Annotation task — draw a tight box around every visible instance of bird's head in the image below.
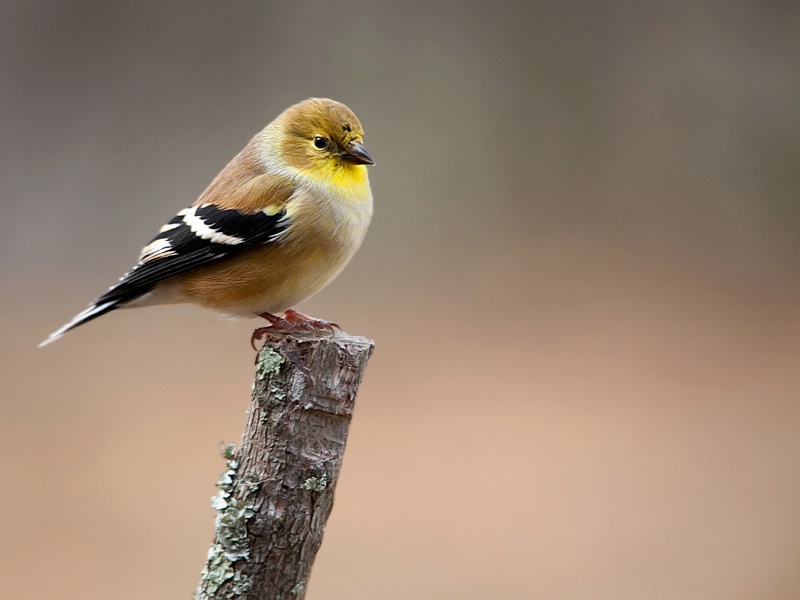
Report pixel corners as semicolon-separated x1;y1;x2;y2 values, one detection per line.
263;98;374;191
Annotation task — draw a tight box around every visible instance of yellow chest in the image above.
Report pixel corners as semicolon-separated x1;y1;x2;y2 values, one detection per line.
299;163;370;200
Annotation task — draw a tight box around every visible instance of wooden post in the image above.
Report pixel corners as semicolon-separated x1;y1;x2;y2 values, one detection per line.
195;334;374;600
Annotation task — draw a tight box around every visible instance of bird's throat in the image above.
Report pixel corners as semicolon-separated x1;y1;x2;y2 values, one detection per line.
305;163;370;200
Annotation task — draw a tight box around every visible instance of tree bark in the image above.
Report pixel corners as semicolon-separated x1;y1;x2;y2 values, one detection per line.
195;334;374;600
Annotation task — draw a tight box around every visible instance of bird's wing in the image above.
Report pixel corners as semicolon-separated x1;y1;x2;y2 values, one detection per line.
98;173;296;305
39;173;296;346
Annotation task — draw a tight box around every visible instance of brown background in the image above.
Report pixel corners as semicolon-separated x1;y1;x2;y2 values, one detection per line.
2;2;799;598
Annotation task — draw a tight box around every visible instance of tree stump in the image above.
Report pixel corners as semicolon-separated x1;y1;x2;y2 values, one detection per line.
195;334;374;600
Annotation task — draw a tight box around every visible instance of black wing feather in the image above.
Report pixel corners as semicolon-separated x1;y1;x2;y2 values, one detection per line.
98;205;289;305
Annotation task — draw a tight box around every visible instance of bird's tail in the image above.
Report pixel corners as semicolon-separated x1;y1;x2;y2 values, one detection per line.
38;300;120;347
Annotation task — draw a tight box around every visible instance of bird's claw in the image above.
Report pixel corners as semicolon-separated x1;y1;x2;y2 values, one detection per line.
251;310;340;351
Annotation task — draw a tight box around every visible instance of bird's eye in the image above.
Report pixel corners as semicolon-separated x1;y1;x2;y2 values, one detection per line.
313;136;328;149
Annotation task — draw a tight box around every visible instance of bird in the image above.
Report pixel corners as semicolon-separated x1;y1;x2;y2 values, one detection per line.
40;98;374;348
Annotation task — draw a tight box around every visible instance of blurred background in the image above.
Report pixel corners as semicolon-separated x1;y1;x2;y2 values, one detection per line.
2;1;800;598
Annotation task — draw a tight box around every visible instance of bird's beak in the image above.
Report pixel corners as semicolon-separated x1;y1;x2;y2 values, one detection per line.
341;141;375;166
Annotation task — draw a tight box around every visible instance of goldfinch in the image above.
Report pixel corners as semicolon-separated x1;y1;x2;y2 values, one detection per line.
40;98;374;348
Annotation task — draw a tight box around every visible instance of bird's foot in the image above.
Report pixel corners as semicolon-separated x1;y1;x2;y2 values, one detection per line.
251;310;340;350
283;309;340;332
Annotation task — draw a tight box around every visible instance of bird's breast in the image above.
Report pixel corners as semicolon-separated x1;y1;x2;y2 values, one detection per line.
171;185;372;316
